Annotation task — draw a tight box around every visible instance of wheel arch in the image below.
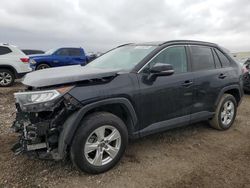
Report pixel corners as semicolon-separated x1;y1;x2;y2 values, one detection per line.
215;85;243;108
56;97;138;160
35;61;51;69
0;65;17;78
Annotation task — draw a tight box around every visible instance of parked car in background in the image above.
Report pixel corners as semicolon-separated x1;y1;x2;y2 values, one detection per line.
242;58;250;92
22;49;45;55
243;58;250;67
12;40;243;174
245;58;250;62
29;47;88;70
243;71;250;92
86;52;98;62
0;43;31;87
86;52;103;62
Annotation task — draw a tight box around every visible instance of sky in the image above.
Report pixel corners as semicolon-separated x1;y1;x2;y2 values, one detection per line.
0;0;249;53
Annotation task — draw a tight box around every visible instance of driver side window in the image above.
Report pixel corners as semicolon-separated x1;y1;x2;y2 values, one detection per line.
144;46;188;74
55;49;69;56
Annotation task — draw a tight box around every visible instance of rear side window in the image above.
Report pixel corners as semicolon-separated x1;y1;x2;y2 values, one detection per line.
0;46;12;55
69;48;82;56
190;46;215;71
215;49;231;67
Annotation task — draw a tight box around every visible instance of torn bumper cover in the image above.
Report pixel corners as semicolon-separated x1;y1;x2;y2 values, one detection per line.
12;90;81;160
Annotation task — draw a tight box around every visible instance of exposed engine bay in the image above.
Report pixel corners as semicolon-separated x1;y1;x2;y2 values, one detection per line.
11;65;118;160
12;87;82;160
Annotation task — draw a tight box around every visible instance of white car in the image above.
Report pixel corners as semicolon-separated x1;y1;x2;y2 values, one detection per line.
0;43;32;86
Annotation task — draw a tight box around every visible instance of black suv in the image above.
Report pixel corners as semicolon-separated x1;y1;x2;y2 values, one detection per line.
12;40;243;174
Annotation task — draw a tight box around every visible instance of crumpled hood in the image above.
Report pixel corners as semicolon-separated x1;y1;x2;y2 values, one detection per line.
22;65;120;87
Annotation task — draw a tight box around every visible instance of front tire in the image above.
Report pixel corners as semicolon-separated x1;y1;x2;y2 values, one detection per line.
0;69;15;87
209;94;237;130
70;112;128;174
36;63;50;70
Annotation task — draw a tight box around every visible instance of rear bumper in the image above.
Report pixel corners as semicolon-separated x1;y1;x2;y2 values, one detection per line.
15;71;30;79
29;64;36;71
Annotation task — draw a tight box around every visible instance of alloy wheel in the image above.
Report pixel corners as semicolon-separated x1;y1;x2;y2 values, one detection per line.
37;64;50;70
221;100;235;126
0;72;13;86
84;125;121;166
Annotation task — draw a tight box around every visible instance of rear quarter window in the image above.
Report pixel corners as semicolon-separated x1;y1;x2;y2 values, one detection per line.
0;46;12;55
212;49;222;68
190;46;215;71
215;49;231;67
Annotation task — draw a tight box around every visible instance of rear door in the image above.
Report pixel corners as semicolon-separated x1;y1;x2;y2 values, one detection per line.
189;45;229;118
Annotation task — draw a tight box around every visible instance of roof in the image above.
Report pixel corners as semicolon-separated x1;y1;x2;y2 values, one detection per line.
0;43;10;46
0;43;17;48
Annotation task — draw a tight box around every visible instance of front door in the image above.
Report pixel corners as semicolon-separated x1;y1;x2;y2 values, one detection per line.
137;45;194;133
53;48;71;66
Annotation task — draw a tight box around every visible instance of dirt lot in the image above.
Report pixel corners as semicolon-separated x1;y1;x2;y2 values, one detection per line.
0;83;249;188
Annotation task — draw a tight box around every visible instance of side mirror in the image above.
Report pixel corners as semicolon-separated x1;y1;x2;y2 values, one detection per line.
147;63;174;81
150;62;174;75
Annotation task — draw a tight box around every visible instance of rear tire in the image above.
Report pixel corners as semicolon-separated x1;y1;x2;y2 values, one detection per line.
36;64;50;70
0;69;15;87
70;112;128;174
209;94;237;130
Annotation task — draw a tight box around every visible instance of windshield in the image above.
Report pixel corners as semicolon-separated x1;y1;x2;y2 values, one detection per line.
45;48;57;55
85;45;156;70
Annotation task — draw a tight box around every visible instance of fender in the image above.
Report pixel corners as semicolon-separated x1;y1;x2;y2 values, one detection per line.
215;84;243;107
56;97;138;160
0;64;18;77
36;61;52;67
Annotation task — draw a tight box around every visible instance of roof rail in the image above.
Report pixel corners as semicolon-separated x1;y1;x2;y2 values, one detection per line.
116;43;134;48
160;40;216;46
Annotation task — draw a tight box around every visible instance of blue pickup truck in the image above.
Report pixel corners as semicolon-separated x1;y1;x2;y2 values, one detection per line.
29;47;88;70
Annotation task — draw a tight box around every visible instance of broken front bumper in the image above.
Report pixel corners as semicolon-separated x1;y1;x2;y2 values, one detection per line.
12;94;81;160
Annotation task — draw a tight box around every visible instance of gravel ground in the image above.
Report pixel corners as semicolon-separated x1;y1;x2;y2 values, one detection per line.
0;83;250;188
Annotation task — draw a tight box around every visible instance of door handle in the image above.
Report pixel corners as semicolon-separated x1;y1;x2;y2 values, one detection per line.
181;80;193;87
218;73;227;79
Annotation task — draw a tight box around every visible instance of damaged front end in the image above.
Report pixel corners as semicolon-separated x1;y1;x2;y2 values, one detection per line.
12;86;82;160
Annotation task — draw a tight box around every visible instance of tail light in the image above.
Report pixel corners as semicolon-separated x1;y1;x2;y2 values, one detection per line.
20;58;29;63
